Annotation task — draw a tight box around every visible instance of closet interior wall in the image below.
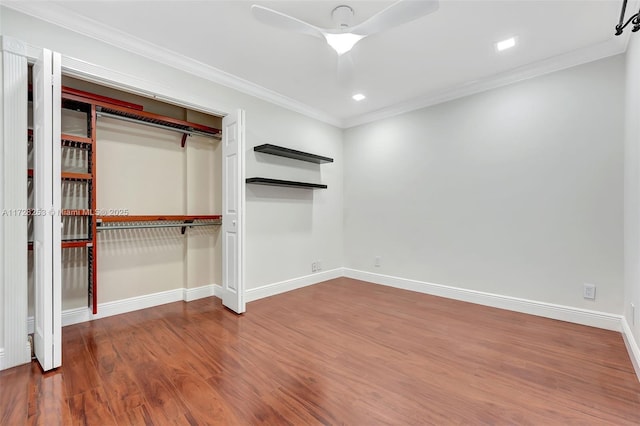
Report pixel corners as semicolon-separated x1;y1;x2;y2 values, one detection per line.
27;75;223;317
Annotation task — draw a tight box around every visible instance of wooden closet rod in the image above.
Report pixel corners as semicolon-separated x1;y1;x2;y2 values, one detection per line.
97;221;220;231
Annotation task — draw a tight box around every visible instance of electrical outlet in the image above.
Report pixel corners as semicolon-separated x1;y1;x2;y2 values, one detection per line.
311;262;317;273
632;303;636;326
374;256;381;267
583;283;596;300
316;260;322;271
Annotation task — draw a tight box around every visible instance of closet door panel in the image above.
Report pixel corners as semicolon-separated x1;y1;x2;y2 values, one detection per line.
221;110;245;314
33;48;61;371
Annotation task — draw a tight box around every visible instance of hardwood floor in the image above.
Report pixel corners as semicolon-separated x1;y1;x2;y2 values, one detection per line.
1;277;639;425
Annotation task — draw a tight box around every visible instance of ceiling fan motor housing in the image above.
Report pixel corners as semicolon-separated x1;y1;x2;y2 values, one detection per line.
332;5;355;29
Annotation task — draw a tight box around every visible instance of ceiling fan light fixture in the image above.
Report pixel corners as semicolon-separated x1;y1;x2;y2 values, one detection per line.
324;33;365;55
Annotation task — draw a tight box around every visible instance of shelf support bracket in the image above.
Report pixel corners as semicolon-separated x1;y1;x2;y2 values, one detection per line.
181;220;194;234
181;133;188;148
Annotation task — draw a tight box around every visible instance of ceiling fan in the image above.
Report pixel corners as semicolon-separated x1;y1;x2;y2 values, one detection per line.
251;0;440;56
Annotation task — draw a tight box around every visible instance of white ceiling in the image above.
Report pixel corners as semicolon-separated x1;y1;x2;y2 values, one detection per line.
2;0;631;127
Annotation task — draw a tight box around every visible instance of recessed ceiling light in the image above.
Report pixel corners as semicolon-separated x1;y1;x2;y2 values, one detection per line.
352;93;366;101
496;37;516;52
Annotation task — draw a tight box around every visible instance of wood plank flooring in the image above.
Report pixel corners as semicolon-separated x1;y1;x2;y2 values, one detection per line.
1;277;639;425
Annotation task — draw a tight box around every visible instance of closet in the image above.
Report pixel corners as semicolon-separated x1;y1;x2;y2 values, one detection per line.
28;75;225;320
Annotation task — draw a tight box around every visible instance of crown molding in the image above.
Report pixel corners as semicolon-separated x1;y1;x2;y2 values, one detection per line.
2;2;632;130
343;37;628;128
1;2;343;128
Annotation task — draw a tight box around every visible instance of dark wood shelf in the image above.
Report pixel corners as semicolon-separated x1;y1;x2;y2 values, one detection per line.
254;144;333;164
62;240;93;249
61;133;93;147
28;239;92;250
28;170;92;181
96;105;221;138
246;177;327;189
62;172;92;181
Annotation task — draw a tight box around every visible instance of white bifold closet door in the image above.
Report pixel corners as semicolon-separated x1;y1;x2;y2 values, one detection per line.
221;109;246;314
33;48;62;371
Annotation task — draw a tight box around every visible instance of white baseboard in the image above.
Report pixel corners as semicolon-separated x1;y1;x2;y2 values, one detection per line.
95;287;185;320
343;269;623;332
28;269;343;330
622;317;640;381
27;283;222;330
183;284;221;302
245;268;344;303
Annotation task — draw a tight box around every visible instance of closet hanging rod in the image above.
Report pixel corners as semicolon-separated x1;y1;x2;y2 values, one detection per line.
97;221;221;231
96;111;222;140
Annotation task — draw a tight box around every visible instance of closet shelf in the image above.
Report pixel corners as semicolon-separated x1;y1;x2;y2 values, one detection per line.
62;98;92;114
254;144;333;164
62;172;92;181
97;215;222;223
96;105;221;139
58;84;222;140
62;86;144;111
62;240;93;249
61;134;93;147
27;132;91;147
27;170;93;181
246;177;328;189
28;239;93;250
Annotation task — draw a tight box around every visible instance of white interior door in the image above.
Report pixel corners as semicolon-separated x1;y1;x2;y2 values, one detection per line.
33;48;62;371
221;109;245;313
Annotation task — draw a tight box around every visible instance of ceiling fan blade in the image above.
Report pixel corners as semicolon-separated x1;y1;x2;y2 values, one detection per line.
251;5;325;39
337;51;356;87
351;0;439;36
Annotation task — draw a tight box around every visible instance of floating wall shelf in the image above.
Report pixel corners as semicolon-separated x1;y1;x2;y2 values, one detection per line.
249;144;332;189
254;144;333;164
246;177;327;189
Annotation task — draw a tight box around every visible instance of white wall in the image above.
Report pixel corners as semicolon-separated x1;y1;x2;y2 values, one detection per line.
344;55;625;314
96;119;208;305
625;35;640;353
0;7;344;297
245;108;342;285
